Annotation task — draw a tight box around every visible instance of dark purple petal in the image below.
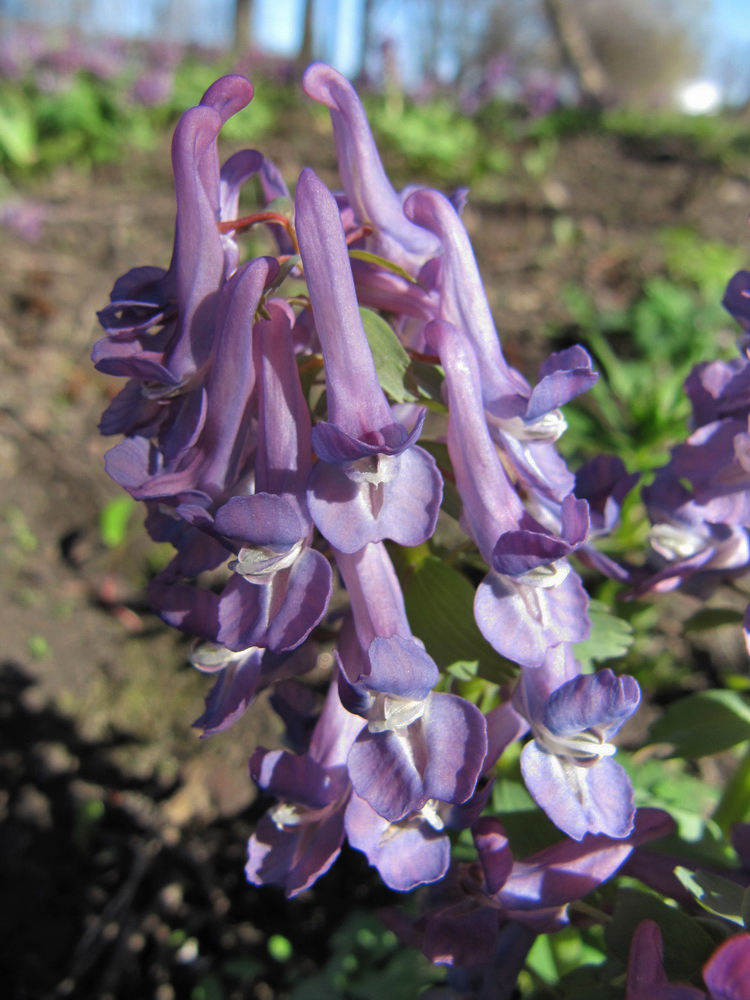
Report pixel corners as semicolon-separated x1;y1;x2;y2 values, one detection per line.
193;647;263;735
419;901;503;967
348;725;427;821
500;807;672;910
575;454;640;535
213;494;303;550
627;921;705;1000
473;816;513;894
723;271;750;331
704;934;750;1000
526;348;598;419
245;808;345;897
217;547;332;652
250;747;345;809
492;529;572;577
150;577;220;642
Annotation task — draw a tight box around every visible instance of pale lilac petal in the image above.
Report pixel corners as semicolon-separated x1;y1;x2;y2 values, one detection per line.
422;693;487;806
475;569;590;668
345;794;450;891
366;635;439;699
307;445;442;553
521;742;635;840
544;670;641;738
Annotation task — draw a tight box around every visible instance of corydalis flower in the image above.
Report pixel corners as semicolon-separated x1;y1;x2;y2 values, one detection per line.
626;920;750;1000
425;319;590;667
94;76;256;402
295;168;442;552
335;543;487;823
513;644;640;840
246;677;364;897
302;62;440;271
148;299;332;653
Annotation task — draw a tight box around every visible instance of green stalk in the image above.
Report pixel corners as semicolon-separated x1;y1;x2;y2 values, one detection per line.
712;741;750;833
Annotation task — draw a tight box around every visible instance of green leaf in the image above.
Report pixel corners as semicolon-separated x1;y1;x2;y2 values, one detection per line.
349;248;418;283
683;607;744;632
404;556;517;684
605;888;714;981
649;690;750;757
574;600;633;670
99;495;136;548
0;95;38;166
674;867;747;926
359;307;419;403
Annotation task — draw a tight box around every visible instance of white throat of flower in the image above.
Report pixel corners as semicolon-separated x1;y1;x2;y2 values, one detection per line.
367;692;426;733
499;409;568;443
534;722;617;766
649;522;707;561
346;452;400;485
520;559;571;589
231;538;304;580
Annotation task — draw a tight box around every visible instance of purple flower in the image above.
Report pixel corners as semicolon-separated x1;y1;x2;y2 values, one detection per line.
147;297;332;653
334;543;487;822
391;808;674;971
635;473;750;598
93;75;257;418
425;318;590;667
627;922;750;1000
513;644;640;840
246;678;364;897
295;168;442;552
626;920;705;1000
189;640;316;736
302;62;439;271
704;934;750;999
406;190;596;505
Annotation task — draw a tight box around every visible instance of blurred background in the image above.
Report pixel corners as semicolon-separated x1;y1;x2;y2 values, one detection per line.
3;2;750;999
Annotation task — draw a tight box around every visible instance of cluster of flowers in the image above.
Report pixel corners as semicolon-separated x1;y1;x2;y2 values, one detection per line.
633;270;750;640
93;65;750;991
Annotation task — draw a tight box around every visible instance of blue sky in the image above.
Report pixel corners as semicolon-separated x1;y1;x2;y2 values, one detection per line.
7;0;750;89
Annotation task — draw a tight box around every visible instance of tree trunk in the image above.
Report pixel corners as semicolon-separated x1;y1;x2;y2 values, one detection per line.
234;0;254;52
541;0;608;105
298;0;315;67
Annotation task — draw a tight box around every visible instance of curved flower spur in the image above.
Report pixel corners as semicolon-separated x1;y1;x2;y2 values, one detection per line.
94;77;256;421
295;167;443;552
